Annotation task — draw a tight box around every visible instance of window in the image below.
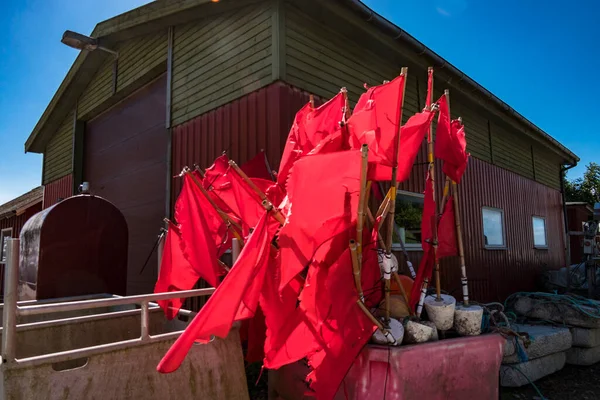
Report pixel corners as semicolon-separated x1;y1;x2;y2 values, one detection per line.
393;190;424;250
532;216;547;248
482;207;505;248
0;228;13;265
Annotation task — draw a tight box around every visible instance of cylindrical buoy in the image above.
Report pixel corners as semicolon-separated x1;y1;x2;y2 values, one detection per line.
372;318;404;346
403;321;434;344
424;294;456;331
454;304;483;336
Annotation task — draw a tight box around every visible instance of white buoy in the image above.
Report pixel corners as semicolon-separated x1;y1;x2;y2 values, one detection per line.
424;294;456;331
421;321;439;341
403;321;434;344
372;318;404;346
454;304;483;336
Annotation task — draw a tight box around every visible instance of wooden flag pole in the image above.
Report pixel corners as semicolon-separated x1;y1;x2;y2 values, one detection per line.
183;168;244;245
452;180;470;306
228;160;286;225
383;67;408;324
356;144;369;284
427;70;442;302
439;176;451;214
350;240;364;303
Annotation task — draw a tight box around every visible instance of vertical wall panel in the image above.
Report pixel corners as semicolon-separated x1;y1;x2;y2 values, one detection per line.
43;174;73;209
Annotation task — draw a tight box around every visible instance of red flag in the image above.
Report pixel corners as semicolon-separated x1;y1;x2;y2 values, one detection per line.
278;150;362;293
241;151;274;181
434;95;469;183
278;92;345;188
347;75;405;169
157;212;275;373
154;222;200;320
365;110;435;181
303;249;377;400
228;170;284;235
203;154;229;190
438;195;458;258
175;174;222;288
408;175;436;309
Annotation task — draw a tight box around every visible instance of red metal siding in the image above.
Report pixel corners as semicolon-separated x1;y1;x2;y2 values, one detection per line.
0;203;42;239
171;82;565;303
43;174;73;209
171;81;319;206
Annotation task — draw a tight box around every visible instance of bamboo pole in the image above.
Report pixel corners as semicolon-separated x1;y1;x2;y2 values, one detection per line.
184;168;244;244
228;160;285;225
357;144;369;274
350;240;364;303
426;68;442;302
366;208;387;249
439;176;451;214
452;181;470;306
383;67;408;324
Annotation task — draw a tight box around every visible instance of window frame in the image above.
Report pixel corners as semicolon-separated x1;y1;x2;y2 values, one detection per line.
392;189;425;252
0;228;14;265
532;215;548;249
481;206;506;250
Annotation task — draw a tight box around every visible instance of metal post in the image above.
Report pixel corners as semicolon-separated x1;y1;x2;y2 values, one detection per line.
231;238;241;264
141;301;150;341
2;239;19;363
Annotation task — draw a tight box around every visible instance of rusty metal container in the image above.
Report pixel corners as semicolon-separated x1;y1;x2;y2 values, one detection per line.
19;194;128;301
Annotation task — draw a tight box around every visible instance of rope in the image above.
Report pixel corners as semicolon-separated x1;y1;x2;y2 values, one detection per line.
503;364;547;400
505;292;600;320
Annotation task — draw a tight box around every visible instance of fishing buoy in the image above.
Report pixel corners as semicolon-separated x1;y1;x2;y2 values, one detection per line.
454;304;484;336
424;294;456;331
421;321;439;341
372;318;404;346
377;295;410;319
403;321;434;344
390;274;414;297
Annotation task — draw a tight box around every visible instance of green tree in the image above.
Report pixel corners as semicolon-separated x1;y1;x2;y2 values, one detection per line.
565;162;600;204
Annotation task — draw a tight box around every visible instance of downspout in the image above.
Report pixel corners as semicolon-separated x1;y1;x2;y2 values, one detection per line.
561;161;578;270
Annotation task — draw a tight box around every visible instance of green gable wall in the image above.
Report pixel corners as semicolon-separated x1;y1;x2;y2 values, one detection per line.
170;3;274;126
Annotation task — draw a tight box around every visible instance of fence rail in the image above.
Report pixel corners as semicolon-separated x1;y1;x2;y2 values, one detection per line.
1;238;216;369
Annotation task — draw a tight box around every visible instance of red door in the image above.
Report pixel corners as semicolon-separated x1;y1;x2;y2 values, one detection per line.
84;75;167;295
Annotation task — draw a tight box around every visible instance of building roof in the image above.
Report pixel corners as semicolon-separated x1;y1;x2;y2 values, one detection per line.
24;0;579;165
0;187;44;220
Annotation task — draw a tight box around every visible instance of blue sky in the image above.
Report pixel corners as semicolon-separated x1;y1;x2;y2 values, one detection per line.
0;0;597;205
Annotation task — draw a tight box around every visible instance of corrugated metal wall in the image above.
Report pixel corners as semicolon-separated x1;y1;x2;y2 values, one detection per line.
171;81;317;206
43;174;73;209
171;81;566;303
0;203;42;239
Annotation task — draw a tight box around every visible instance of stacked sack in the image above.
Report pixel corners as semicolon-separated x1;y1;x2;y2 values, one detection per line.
500;324;571;387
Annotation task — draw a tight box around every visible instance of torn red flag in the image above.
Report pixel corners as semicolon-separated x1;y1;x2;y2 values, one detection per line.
241;150;274;181
154;221;200;320
303;249;377;400
157;212;275;373
365;110;435;181
408;175;436;309
278;150;362;293
277;92;345;188
175;174;223;288
438;195;458;258
434;95;469;183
